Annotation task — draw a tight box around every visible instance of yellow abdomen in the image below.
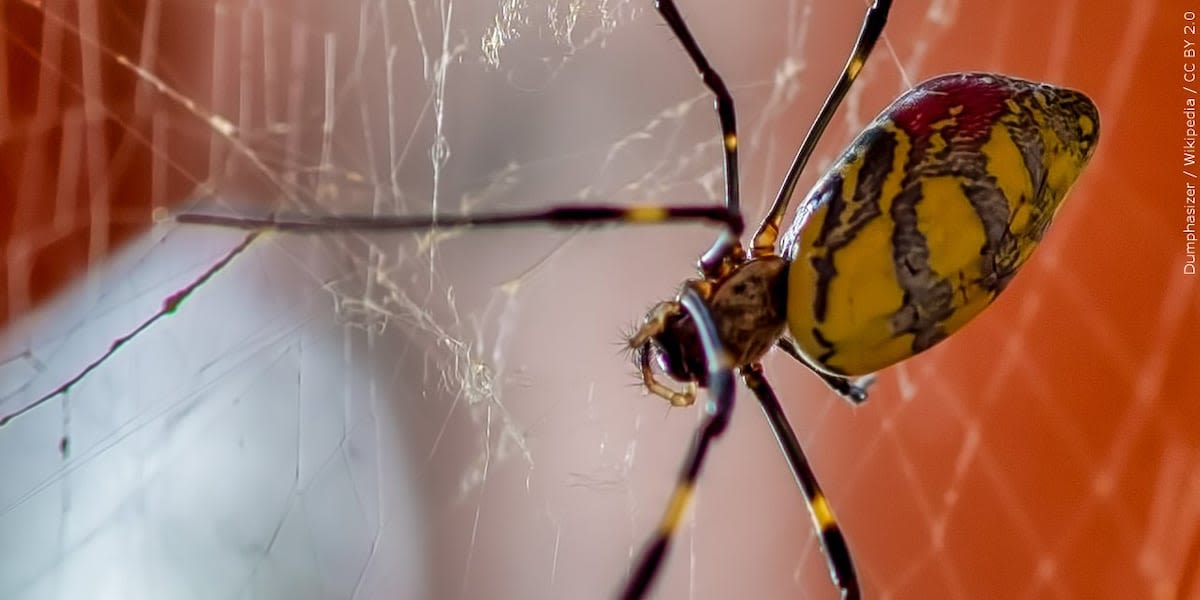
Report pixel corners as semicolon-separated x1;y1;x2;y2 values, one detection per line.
780;73;1099;376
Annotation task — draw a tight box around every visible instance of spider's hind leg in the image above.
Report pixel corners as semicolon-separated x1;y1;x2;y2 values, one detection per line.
776;337;874;405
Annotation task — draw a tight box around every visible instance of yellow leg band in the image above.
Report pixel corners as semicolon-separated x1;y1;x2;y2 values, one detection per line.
658;484;694;534
811;492;837;530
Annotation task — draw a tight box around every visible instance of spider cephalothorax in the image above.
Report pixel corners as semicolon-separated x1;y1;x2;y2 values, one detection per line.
631;256;789;403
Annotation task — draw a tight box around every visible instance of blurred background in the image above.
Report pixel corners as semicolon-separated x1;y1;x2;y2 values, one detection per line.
1;0;1198;599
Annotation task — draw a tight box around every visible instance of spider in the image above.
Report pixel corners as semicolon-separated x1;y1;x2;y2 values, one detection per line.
5;0;1100;597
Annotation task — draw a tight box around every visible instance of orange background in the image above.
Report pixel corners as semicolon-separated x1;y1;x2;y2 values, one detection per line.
2;1;1199;599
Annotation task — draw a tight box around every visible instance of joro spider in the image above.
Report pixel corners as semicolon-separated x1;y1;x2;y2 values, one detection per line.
5;0;1100;598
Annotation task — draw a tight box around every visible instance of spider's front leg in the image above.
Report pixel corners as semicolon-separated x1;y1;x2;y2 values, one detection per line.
620;287;737;600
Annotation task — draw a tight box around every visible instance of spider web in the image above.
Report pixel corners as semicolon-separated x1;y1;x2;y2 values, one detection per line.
1;0;1197;599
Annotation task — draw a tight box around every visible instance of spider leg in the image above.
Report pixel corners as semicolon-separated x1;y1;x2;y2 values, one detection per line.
0;232;260;427
742;363;860;600
655;0;744;278
620;286;736;600
751;0;893;257
176;203;742;233
776;337;872;405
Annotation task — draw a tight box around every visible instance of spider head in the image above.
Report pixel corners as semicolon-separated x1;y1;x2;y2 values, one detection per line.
628;301;707;407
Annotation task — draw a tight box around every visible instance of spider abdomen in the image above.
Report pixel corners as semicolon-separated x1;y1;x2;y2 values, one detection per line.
780;73;1099;376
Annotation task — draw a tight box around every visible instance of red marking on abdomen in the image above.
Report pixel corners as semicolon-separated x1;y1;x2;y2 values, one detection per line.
886;73;1023;140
